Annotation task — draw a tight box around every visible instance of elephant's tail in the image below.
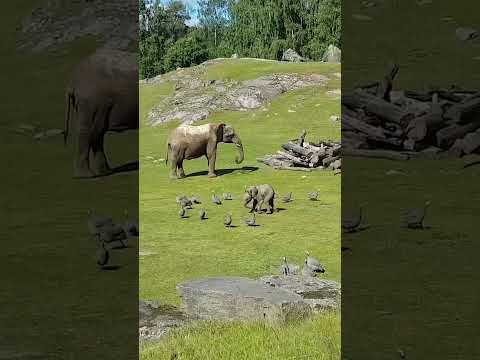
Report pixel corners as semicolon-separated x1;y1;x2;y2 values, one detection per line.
64;88;74;146
165;142;170;165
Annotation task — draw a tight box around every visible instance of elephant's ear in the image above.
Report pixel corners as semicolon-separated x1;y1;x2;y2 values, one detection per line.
215;123;226;140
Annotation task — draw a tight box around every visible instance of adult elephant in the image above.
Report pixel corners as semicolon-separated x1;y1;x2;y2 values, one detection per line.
64;49;138;178
166;123;244;179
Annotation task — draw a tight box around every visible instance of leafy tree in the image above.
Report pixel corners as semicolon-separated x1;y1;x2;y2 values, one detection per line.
163;33;209;72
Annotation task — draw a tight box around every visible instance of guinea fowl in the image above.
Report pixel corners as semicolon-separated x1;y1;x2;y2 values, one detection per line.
87;210;113;237
282;192;293;203
308;191;319;201
404;200;430;229
280;257;300;275
223;193;233;200
199;208;207;220
281;257;289;275
244;213;256;226
123;209;139;236
180;198;193;209
99;224;127;247
212;192;222;205
224;213;233;227
176;194;187;203
96;240;109;269
305;251;325;274
190;195;202;204
179;207;188;218
342;205;364;232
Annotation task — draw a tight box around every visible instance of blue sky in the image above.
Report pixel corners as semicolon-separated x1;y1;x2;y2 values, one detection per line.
160;0;200;26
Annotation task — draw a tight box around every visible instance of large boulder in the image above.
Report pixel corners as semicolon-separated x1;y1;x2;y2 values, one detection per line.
281;48;303;62
177;277;312;324
323;45;341;63
259;275;341;312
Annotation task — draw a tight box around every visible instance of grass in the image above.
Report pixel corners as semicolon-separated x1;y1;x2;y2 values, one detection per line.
139;59;340;359
140;311;340;360
2;2;138;358
139;59;340;305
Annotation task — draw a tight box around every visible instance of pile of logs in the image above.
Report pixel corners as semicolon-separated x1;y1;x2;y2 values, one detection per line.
342;63;480;160
257;130;341;171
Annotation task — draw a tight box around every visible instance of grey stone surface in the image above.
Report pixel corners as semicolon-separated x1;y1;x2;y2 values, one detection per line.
260;275;341;312
139;300;189;342
281;48;304;62
322;45;341;63
177;277;312;323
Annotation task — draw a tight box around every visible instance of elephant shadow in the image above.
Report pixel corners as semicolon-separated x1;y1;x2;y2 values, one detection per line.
112;161;139;174
186;166;259;178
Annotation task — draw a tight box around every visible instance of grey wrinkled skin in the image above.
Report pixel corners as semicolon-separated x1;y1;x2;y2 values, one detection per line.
244;184;276;214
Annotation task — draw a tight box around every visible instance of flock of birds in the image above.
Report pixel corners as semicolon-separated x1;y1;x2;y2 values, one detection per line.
341;200;431;234
176;190;321;227
87;209;139;269
281;251;326;277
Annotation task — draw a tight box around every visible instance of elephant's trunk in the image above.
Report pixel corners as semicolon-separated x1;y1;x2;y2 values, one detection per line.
233;137;244;164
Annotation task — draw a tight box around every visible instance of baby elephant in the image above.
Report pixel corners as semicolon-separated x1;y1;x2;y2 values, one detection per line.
244;184;276;214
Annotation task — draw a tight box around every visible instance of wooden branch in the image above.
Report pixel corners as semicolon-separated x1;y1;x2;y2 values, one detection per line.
436;122;480;149
343;90;413;125
276;151;310;166
377;63;399;102
444;95;480;123
273;166;313;172
449;128;480;157
281;142;313;157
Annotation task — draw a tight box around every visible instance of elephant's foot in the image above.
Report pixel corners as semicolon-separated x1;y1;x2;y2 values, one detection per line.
208;172;217;178
169;172;179;180
91;152;112;177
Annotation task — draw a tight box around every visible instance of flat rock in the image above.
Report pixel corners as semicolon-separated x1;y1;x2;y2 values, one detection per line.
177;277;312;323
322;44;341;63
260;275;341;311
281;48;303;62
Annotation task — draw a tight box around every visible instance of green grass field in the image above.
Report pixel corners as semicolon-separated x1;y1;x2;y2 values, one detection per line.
139;59;341;359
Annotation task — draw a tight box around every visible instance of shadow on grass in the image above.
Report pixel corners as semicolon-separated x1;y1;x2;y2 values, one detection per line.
113;160;139;174
186;166;259;178
101;265;121;271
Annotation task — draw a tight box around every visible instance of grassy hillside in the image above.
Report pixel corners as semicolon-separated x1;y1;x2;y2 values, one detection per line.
139;59;340;359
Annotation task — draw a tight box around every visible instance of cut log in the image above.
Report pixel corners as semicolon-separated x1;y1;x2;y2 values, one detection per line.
343;90;414;125
276;151;310;167
281;142;314;157
257;156;293;168
342;149;410;161
436;122;480;149
449;128;480;157
274;166;312;172
443;95;480;123
322;156;339;167
342;113;386;138
342;131;369;149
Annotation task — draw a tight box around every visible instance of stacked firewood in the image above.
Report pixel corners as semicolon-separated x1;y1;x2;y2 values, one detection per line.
342;63;480;159
257;130;341;171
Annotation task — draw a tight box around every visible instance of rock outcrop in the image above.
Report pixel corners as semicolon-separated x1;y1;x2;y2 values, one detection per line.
145;65;328;126
322;45;341;63
281;48;304;62
177;277;312;324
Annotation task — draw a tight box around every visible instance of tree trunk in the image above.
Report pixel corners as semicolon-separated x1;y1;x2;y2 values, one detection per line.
436;122;480;149
342;149;410;160
281;142;313;157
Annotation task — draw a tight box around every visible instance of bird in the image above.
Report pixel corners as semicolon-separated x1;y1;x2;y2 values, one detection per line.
244;213;256;226
305;251;325;274
223;192;233;200
212;192;222;205
179;207;188;218
179;198;193;209
99;224;127;247
190;195;202;204
123;209;139;236
280;257;300;275
96;240;109;269
308;191;319;201
301;265;316;277
282;192;293;203
87;210;113;237
342;204;364;232
403;200;430;229
176;194;187;204
199;208;207;220
224;213;232;227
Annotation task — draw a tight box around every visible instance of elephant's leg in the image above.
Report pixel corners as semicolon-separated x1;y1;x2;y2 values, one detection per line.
250;199;258;213
206;145;217;177
90;132;112;176
268;197;275;214
257;199;265;212
169;152;179;179
90;104;113;176
74;129;93;178
177;159;186;178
